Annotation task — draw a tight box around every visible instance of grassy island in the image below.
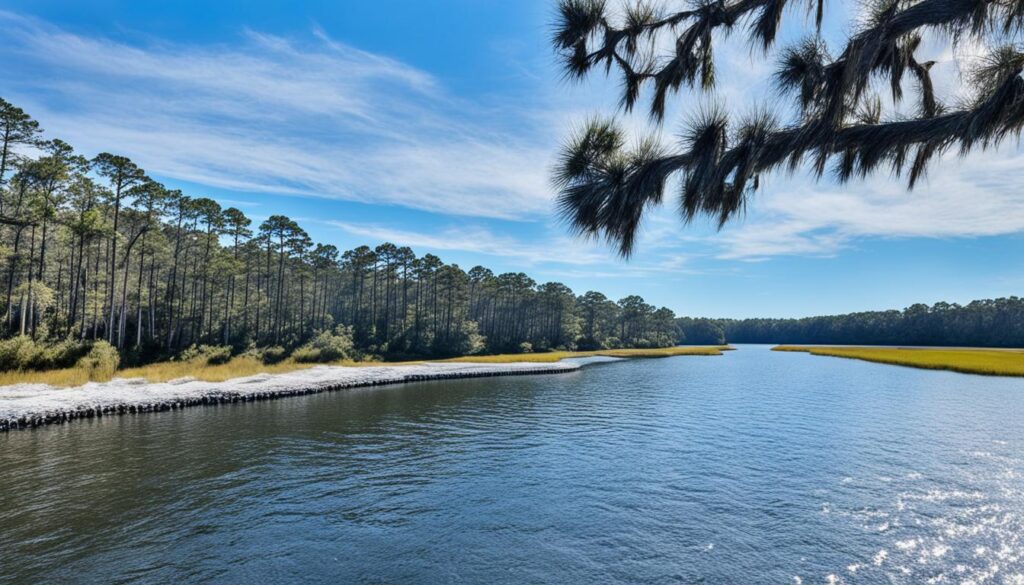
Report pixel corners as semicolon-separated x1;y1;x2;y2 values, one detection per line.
443;345;730;363
773;345;1024;377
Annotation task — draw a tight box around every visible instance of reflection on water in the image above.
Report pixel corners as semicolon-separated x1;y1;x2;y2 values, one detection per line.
1;346;1023;584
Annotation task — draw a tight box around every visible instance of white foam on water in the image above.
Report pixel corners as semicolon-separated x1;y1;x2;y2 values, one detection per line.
819;439;1024;584
928;544;950;559
896;539;919;551
873;549;888;566
907;489;987;503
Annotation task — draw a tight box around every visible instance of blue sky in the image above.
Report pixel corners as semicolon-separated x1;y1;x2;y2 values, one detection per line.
3;0;1023;318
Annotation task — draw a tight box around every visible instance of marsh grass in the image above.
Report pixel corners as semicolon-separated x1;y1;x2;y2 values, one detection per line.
773;345;1024;377
0;346;728;387
0;367;95;387
442;346;729;363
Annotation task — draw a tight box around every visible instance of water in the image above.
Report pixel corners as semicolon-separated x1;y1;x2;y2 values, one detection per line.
1;346;1023;584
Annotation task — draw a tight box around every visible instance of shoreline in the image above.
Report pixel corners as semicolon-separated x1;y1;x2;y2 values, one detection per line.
0;360;598;433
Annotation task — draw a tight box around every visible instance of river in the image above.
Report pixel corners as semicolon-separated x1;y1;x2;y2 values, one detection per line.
1;345;1022;583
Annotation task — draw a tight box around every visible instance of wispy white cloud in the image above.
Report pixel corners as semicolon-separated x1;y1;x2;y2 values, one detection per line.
0;11;555;220
713;144;1024;260
328;220;609;266
3;8;1022;268
327;220;712;281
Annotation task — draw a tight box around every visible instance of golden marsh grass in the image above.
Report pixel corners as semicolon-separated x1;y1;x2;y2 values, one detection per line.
442;346;730;363
772;345;1024;377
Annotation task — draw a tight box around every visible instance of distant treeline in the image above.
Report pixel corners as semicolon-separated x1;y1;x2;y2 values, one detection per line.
0;97;681;371
677;298;1024;347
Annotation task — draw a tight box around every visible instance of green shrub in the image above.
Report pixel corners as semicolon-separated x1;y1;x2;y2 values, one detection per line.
0;337;91;372
75;341;120;381
261;346;288;364
40;339;90;369
176;345;203;362
0;336;38;371
203;346;232;365
290;346;319;363
293;327;355;363
518;341;533;354
230;345;284;364
177;344;233;365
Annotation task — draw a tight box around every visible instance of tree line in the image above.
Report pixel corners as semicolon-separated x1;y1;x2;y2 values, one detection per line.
678;298;1024;348
0;98;682;368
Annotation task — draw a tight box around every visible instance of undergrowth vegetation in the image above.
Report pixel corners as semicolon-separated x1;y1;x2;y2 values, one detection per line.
292;327;358;363
0;337;120;385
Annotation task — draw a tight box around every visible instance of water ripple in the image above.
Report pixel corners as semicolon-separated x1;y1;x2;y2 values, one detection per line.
2;345;1023;583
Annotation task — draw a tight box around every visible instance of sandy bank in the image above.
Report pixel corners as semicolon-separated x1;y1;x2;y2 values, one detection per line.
0;360;606;432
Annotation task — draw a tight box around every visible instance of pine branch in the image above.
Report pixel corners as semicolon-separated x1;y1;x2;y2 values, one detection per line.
555;64;1024;255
